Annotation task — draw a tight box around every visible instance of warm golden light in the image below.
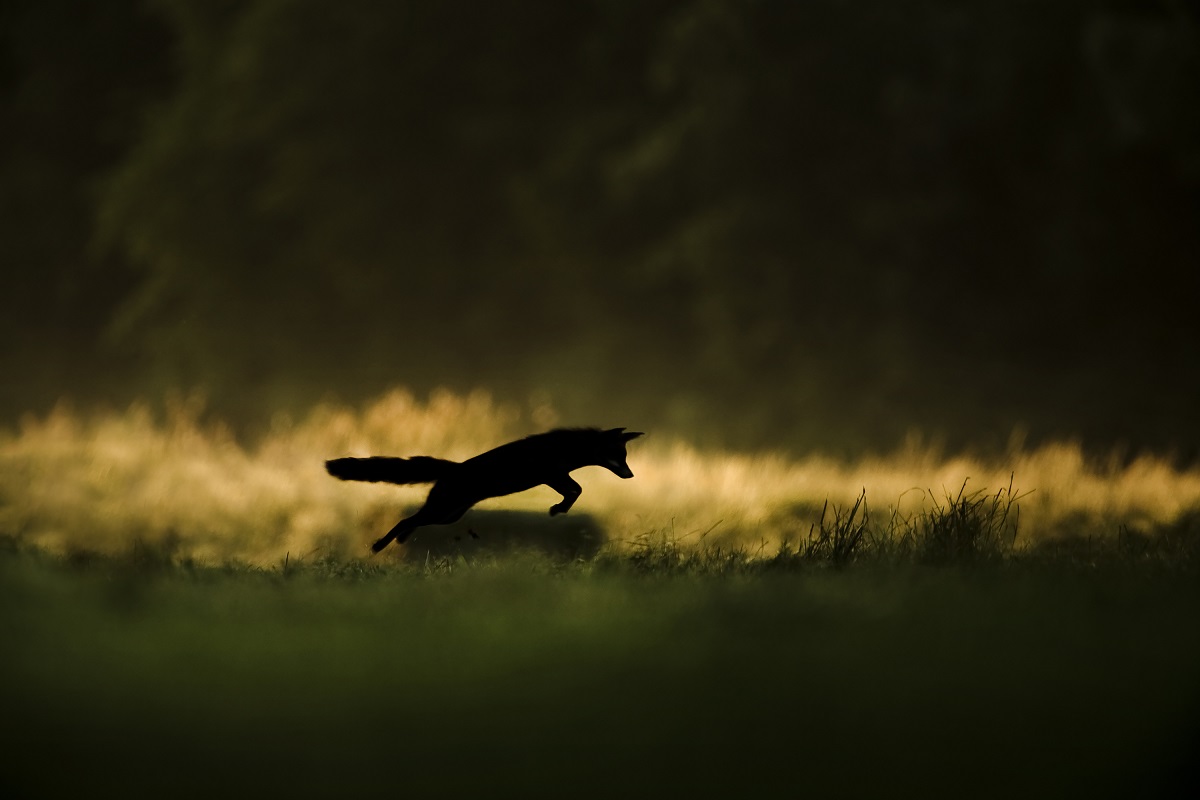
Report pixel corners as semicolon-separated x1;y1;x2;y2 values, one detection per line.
4;389;1197;565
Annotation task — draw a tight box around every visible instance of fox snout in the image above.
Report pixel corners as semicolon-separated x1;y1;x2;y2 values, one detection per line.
607;460;634;479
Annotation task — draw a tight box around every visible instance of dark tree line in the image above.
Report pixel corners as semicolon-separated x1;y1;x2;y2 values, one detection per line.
3;0;1198;455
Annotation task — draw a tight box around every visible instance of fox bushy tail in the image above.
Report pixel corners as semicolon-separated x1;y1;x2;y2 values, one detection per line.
325;456;457;485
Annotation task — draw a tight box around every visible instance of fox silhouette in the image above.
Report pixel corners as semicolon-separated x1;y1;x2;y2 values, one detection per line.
327;427;643;552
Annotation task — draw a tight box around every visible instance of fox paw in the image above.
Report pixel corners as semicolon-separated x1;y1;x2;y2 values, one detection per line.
549;505;566;516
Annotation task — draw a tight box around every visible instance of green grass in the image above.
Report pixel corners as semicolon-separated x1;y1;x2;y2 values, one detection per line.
3;531;1199;799
6;395;1200;796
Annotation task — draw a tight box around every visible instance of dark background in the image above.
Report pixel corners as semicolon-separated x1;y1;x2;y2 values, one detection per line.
3;0;1198;458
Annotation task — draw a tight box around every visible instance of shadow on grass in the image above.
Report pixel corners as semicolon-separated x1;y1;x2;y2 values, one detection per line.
385;509;607;564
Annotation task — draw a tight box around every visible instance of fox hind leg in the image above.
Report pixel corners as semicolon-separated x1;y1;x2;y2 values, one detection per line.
371;501;472;553
371;515;419;553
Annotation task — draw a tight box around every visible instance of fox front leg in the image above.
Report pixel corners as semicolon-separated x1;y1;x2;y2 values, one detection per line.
546;475;582;516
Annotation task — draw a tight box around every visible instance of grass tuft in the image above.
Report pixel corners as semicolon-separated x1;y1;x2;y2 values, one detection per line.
803;488;869;566
905;476;1025;564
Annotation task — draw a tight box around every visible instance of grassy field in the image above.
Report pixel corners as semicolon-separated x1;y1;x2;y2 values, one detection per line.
3;535;1200;799
3;392;1200;797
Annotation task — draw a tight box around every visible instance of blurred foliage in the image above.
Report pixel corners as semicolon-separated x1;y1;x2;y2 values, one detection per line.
3;0;1199;454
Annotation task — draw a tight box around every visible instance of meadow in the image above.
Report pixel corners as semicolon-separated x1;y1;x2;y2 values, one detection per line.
3;390;1199;797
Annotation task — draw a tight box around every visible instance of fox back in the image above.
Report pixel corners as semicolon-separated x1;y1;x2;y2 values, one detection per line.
459;427;643;486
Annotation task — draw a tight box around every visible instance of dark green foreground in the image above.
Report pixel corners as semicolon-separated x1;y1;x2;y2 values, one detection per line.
2;546;1198;798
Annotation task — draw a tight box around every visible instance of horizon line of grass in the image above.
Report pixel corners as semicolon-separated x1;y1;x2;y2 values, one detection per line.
8;389;1200;563
4;480;1197;579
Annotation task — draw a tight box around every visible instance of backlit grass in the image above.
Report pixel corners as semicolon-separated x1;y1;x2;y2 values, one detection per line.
3;389;1199;564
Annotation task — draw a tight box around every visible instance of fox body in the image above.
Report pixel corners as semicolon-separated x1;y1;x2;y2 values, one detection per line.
327;427;643;552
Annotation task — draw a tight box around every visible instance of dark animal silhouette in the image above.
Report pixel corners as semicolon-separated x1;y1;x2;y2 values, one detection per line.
326;427;644;553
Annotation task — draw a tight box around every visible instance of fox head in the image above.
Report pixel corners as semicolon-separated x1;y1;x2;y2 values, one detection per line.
598;427;643;479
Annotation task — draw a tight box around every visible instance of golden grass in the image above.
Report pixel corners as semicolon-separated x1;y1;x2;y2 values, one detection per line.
3;389;1198;563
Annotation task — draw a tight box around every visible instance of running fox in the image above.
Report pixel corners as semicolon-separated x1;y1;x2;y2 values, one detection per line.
326;427;643;553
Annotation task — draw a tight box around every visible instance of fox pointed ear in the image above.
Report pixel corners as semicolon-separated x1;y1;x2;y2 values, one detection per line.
621;431;644;442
